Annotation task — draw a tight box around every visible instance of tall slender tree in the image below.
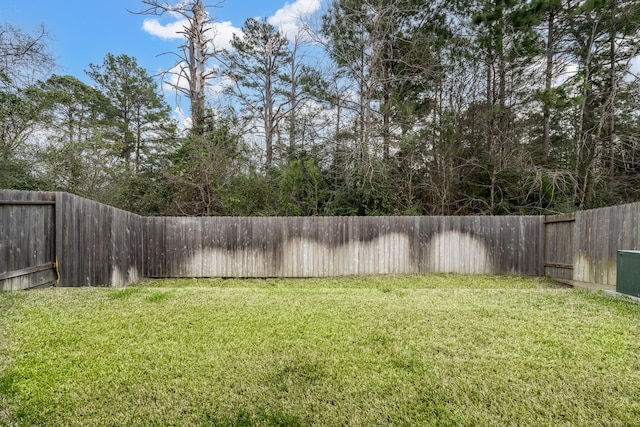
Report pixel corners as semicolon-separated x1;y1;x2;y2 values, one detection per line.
226;18;292;169
0;23;54;189
0;23;54;90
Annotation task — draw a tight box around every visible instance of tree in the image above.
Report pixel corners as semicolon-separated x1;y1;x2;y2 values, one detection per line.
321;0;457;214
0;23;54;90
0;85;49;161
524;0;567;160
0;23;54;189
559;0;640;208
86;53;176;172
226;18;292;169
0;87;47;190
35;75;111;195
321;0;377;160
166;110;247;215
281;31;320;158
134;0;222;136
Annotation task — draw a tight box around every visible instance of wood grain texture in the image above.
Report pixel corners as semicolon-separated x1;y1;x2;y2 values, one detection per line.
146;215;545;278
571;203;640;286
544;214;575;281
0;190;56;290
542;203;640;286
54;192;144;287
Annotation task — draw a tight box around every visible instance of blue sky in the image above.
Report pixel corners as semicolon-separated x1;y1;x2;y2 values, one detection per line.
1;0;323;85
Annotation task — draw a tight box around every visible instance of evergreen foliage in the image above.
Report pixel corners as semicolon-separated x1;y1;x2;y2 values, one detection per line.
3;0;640;216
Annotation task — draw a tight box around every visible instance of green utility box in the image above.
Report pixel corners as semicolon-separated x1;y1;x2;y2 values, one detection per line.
617;250;640;298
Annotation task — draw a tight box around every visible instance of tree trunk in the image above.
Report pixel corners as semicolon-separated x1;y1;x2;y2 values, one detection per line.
608;0;617;181
543;8;556;161
189;0;207;137
382;85;390;161
486;56;494;152
265;44;274;169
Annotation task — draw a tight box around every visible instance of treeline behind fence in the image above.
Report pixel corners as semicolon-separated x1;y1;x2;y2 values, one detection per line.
1;190;639;289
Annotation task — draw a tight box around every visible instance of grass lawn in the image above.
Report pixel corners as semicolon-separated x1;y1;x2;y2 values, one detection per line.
1;275;639;426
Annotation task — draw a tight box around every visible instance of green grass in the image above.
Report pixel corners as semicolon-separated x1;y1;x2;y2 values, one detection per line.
1;274;639;426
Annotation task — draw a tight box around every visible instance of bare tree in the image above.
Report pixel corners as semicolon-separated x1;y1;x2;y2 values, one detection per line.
0;24;54;162
133;0;222;136
0;23;54;89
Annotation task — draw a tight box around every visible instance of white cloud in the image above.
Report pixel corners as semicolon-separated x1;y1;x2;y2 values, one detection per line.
268;0;321;37
170;103;194;134
554;61;579;86
142;18;187;40
142;18;239;51
209;74;235;96
161;61;230;96
141;0;323;50
212;21;239;51
161;62;188;94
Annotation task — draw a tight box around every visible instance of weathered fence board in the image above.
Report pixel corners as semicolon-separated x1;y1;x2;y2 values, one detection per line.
0;190;56;290
145;215;544;278
544;213;575;281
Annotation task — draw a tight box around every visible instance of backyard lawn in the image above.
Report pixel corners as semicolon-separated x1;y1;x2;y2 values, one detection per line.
1;275;639;426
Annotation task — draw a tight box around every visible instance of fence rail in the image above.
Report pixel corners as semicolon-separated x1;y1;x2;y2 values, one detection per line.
1;191;144;289
2;190;639;288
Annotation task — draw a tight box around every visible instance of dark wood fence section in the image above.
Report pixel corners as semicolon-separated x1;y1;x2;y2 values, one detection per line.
55;192;145;288
0;190;56;290
146;216;544;278
1;191;144;289
4;190;640;288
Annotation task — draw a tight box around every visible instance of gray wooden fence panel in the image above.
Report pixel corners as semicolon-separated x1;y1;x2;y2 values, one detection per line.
1;190;565;285
476;216;496;274
541;203;640;287
571;202;640;286
413;215;543;276
145;217;165;278
146;215;544;278
55;192;144;287
0;190;56;290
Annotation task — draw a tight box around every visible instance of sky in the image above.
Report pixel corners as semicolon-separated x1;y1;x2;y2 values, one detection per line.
0;0;323;86
4;0;637;123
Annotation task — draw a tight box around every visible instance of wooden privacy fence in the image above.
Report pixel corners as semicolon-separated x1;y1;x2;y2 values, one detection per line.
1;191;144;290
2;190;640;288
544;213;576;282
146;216;544;278
545;203;640;287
